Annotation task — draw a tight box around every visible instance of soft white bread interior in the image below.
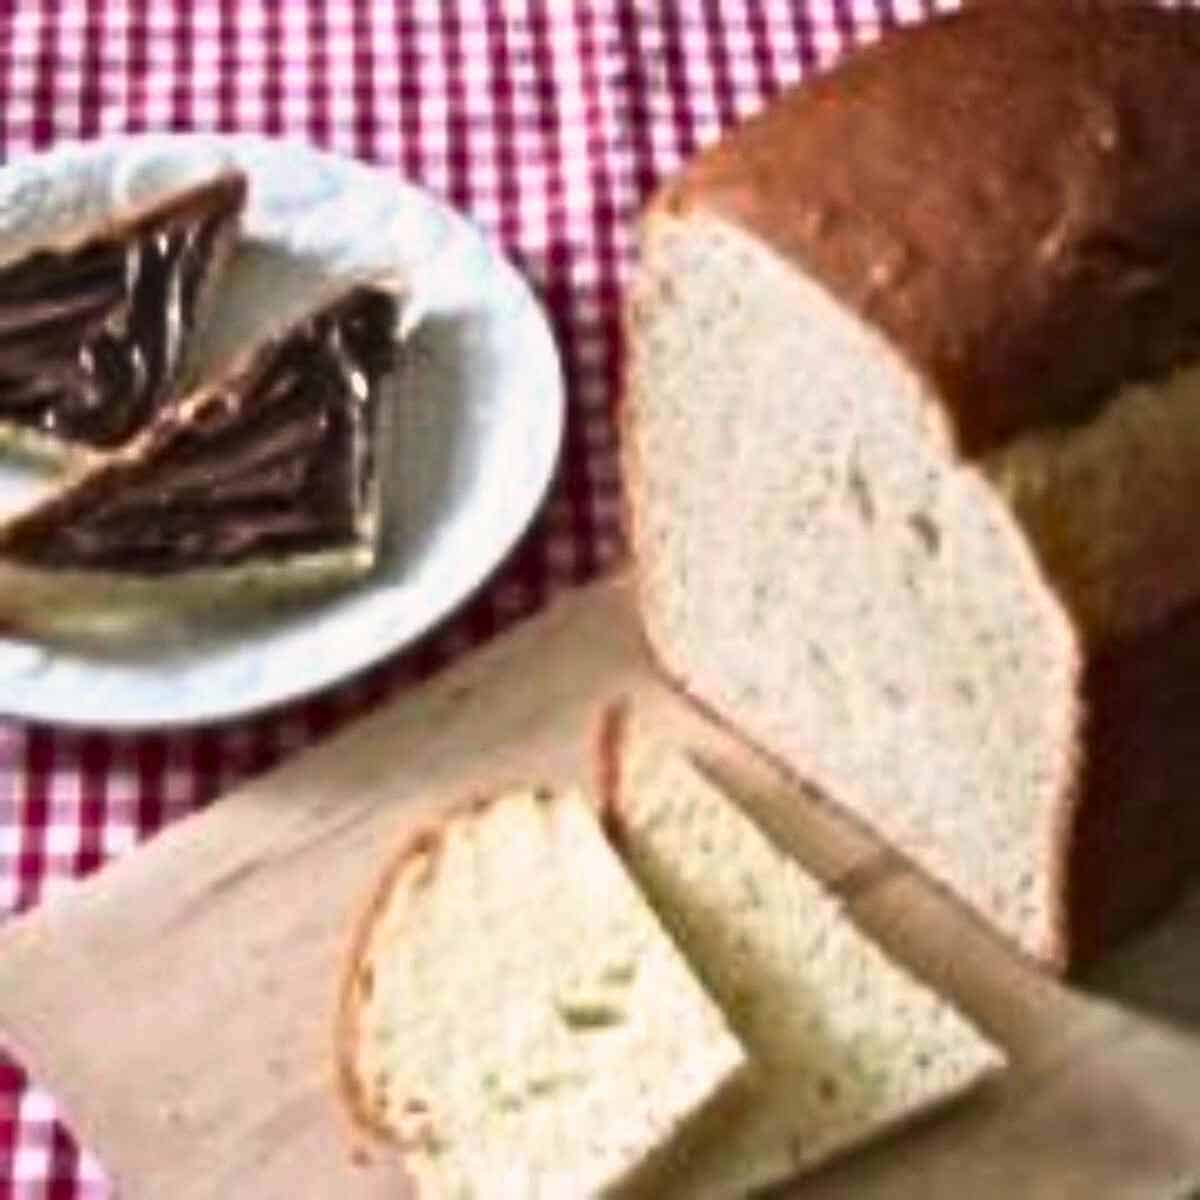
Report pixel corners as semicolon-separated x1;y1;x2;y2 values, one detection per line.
626;212;1081;965
336;785;749;1199
596;706;1005;1199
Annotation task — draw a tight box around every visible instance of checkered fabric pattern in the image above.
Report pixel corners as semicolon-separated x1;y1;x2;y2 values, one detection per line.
0;1;955;1194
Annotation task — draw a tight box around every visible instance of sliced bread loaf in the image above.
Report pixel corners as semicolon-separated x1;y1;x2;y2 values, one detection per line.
335;785;749;1199
623;3;1200;968
596;705;1004;1199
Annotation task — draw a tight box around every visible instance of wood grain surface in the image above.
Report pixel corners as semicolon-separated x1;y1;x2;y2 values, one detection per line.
0;575;1197;1199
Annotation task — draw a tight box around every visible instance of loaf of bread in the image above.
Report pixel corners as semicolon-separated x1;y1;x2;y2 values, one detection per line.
596;705;1004;1198
335;786;749;1198
623;2;1200;969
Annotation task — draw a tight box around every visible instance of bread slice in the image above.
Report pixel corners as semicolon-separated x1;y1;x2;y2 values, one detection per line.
335;785;750;1199
0;171;247;461
0;284;401;638
623;3;1200;968
595;705;1005;1199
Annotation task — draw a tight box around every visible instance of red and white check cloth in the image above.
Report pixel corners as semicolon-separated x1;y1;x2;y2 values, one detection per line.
0;2;954;1194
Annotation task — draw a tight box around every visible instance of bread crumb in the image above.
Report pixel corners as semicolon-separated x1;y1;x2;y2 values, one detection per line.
599;958;638;985
555;992;626;1028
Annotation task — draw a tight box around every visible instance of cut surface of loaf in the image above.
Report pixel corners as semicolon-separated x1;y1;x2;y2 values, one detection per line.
628;211;1080;963
336;786;749;1200
596;707;1004;1200
624;3;1200;968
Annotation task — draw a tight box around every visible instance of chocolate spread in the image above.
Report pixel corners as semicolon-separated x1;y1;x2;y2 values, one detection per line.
0;287;398;571
0;182;243;449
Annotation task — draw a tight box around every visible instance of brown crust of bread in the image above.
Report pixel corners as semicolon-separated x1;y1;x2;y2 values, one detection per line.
593;697;632;846
334;822;436;1149
658;3;1200;457
107;171;247;247
0;170;249;267
1068;603;1200;962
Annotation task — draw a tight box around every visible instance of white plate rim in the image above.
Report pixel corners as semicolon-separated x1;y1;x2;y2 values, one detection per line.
0;132;566;729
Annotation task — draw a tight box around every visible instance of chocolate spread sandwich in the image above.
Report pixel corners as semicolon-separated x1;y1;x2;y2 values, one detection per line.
0;171;247;461
0;284;402;636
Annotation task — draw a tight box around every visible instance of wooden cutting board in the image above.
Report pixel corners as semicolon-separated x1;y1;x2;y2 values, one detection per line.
1;574;1198;1199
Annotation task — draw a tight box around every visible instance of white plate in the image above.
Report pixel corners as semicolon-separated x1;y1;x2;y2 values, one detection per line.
0;134;565;728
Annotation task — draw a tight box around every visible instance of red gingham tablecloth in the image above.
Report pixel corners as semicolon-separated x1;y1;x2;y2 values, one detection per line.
0;2;947;1194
